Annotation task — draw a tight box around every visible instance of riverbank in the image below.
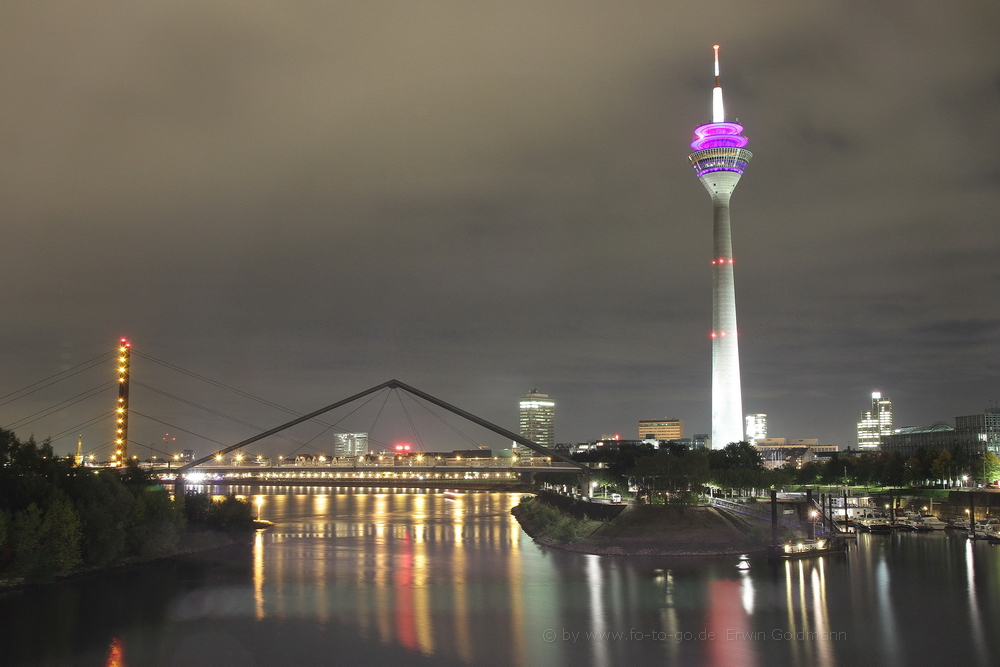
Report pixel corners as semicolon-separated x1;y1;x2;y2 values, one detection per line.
512;495;768;556
0;527;256;591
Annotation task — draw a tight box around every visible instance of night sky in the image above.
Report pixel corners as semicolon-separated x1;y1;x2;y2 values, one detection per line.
2;1;999;458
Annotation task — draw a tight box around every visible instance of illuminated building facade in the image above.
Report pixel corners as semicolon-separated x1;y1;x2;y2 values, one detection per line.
334;433;369;457
956;408;1000;452
857;391;893;450
638;418;684;440
689;45;752;449
882;408;1000;458
113;338;131;465
745;413;767;441
519;388;555;448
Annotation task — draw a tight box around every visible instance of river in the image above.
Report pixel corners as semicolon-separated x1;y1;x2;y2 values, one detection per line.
1;487;997;666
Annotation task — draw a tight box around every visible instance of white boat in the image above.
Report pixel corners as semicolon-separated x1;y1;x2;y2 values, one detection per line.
912;515;947;531
972;518;1000;539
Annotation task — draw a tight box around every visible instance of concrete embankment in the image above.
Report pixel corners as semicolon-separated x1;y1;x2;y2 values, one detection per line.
513;495;768;557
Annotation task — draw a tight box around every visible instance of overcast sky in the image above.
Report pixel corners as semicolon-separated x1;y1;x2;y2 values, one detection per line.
2;1;998;458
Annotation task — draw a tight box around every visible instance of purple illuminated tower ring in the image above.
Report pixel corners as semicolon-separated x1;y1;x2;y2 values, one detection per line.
688;46;752;449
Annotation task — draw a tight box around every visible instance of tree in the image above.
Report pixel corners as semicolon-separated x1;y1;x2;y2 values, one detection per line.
628;448;710;497
39;496;82;574
880;452;906;487
930;450;954;485
981;451;1000;483
709;442;764;471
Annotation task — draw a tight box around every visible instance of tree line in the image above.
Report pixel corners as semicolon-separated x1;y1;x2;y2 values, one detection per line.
0;428;254;583
558;441;1000;502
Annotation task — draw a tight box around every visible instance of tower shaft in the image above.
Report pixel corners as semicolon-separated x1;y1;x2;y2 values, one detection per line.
708;183;743;447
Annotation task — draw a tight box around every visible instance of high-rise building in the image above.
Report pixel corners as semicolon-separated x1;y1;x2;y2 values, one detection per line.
745;413;767;441
334;433;368;457
688;46;752;449
639;419;684;440
857;391;893;450
519;388;555;448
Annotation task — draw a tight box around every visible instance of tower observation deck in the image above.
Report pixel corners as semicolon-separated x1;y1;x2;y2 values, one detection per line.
688;46;752;449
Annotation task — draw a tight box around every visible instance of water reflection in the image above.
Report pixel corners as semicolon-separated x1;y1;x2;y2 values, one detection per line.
2;490;999;667
104;637;124;667
965;539;988;666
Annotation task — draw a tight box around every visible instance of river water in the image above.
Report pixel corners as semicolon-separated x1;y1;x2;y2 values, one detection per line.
1;488;997;667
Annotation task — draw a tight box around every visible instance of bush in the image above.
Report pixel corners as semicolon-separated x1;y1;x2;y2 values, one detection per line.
184;492;256;531
517;497;591;543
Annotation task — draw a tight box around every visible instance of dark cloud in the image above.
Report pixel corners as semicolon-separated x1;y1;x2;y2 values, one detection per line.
2;1;999;455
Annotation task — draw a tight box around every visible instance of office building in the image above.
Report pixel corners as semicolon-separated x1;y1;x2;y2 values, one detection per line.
334;433;368;457
519;388;555;448
639;419;684;440
857;391;893;450
745;413;767;441
882;408;1000;459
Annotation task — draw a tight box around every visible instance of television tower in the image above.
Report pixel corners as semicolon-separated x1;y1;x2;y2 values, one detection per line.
688;46;752;449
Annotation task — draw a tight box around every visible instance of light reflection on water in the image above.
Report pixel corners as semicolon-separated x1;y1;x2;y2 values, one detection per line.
1;488;999;667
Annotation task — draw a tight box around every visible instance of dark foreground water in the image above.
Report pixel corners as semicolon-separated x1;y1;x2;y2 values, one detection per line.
1;488;998;667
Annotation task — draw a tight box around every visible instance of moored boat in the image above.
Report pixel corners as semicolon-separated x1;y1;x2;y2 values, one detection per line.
771;538;845;559
913;515;947;531
856;512;892;533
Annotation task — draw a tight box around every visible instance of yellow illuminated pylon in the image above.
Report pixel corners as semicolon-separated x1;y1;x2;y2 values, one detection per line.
113;338;131;465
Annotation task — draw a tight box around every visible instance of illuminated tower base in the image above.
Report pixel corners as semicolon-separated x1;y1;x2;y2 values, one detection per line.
688;46;752;449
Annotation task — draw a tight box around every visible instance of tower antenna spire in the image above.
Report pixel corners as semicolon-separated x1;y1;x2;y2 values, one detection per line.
713;44;724;123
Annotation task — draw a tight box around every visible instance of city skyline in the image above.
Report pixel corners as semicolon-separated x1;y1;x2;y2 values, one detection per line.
1;3;998;453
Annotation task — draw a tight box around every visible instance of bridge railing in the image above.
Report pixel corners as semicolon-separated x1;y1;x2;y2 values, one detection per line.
166;458;569;470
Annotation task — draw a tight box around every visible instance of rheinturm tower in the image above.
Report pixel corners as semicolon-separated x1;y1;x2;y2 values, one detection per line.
688;45;752;449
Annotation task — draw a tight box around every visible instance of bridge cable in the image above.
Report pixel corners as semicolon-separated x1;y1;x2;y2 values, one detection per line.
130;410;230;448
0;352;112;407
402;390;483;449
3;381;115;431
394;388;426;452
366;389;393;447
279;389;396;458
47;411;114;444
131;380;317;450
132;351;361;433
134;379;397;456
132;351;304;416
